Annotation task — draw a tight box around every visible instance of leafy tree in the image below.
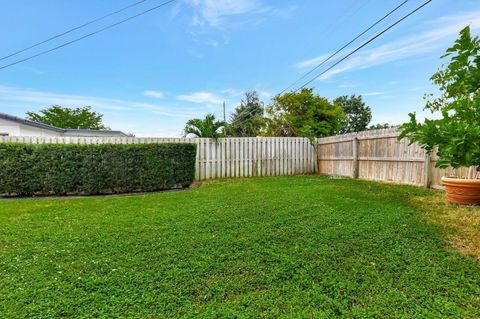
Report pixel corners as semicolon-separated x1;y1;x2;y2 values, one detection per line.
184;113;226;138
266;88;345;138
368;123;396;130
228;91;265;137
400;26;480;178
26;105;108;130
334;95;372;133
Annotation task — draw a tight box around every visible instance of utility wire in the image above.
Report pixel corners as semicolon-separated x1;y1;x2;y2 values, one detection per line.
230;107;262;126
279;0;410;95
294;0;432;92
302;0;372;58
224;0;428;129
229;98;268;126
0;0;177;71
0;0;150;62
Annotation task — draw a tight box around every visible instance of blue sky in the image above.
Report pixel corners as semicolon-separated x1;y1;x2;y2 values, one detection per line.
0;0;479;136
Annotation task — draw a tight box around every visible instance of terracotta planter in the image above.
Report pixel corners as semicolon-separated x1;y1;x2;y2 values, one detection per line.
441;177;480;205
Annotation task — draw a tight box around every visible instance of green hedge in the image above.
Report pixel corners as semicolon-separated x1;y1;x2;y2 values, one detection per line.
0;143;197;197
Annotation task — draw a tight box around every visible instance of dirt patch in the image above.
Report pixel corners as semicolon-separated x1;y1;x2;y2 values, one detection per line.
188;181;203;189
412;192;480;260
0;182;203;201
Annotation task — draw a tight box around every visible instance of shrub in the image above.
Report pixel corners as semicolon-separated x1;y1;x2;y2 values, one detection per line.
0;143;197;197
400;26;480;178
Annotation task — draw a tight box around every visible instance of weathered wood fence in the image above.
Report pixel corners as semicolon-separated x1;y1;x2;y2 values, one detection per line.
317;128;474;189
3;131;470;188
0;136;317;181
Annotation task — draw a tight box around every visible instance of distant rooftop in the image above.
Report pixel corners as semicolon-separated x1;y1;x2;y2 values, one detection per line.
0;112;128;137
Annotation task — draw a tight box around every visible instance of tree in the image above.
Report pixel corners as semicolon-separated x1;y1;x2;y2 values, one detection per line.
26;105;108;130
265;88;345;138
184;114;226;138
334;95;372;133
228;91;265;137
368;123;396;130
400;26;480;179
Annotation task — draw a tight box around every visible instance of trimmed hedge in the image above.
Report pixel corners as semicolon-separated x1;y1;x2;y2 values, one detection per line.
0;143;197;197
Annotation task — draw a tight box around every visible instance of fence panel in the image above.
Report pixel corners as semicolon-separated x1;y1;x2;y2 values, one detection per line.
0;136;317;181
357;129;425;185
317;128;476;189
4;133;474;188
317;133;356;178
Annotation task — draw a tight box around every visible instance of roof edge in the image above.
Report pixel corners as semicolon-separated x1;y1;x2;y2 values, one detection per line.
64;129;128;137
0;112;65;132
0;112;128;136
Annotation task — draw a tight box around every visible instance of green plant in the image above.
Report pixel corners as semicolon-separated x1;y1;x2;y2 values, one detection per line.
184;113;226;138
400;26;480;179
229;91;266;137
0;143;196;196
26;105;109;130
1;177;479;318
334;94;372;133
369;123;396;130
266;88;345;139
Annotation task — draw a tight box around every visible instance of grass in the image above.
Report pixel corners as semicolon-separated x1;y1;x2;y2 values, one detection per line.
413;192;480;260
0;176;479;318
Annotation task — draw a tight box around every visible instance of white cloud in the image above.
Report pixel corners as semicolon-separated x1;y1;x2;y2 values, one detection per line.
19;65;46;75
294;53;333;70
267;5;297;19
177;91;224;105
0;85;195;118
295;10;480;80
361;91;385;96
258;90;272;99
143;90;165;99
221;88;243;97
127;124;186;137
186;0;262;26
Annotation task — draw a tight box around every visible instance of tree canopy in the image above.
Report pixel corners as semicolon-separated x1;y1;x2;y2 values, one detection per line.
400;26;480;176
26;105;108;130
334;95;372;133
228;91;265;137
368;123;396;130
266;89;345;138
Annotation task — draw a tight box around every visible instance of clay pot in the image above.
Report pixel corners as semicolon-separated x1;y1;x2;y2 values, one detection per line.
441;177;480;205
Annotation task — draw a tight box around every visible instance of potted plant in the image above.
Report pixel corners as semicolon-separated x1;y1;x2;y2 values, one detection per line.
400;26;480;205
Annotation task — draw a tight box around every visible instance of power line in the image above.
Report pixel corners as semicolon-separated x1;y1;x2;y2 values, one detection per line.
297;0;372;63
0;0;150;62
0;0;177;71
219;1;429;129
279;0;410;95
323;0;373;37
294;0;432;92
228;95;268;126
230;107;261;126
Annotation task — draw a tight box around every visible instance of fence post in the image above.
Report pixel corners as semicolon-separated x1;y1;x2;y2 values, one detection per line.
423;152;431;188
352;134;359;179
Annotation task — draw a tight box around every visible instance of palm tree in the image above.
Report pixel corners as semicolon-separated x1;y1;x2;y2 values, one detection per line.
184;114;226;138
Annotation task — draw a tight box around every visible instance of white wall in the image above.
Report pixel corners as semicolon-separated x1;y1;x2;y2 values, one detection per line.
0;118;62;137
63;131;119;137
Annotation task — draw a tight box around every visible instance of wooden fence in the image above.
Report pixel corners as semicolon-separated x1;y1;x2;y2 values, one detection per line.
317;128;475;189
0;136;317;181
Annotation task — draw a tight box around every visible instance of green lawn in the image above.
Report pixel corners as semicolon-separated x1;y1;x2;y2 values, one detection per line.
1;176;479;318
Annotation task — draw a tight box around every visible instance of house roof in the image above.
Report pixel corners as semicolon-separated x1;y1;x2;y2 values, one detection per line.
0;112;128;137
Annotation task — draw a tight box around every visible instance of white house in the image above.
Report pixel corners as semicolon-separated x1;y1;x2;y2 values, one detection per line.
0;112;127;137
